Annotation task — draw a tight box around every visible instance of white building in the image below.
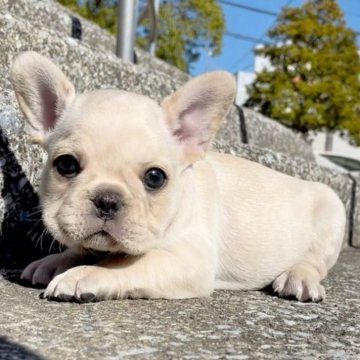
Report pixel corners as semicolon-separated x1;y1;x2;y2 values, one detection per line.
235;49;271;106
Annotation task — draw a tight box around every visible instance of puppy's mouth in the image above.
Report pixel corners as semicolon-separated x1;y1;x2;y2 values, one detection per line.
82;229;119;252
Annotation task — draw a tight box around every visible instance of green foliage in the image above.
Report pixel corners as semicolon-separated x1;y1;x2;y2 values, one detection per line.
57;0;224;72
245;0;360;143
142;0;224;72
58;0;117;33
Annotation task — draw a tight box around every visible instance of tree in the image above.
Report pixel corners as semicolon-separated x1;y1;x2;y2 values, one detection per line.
59;0;117;33
57;0;224;72
245;0;360;143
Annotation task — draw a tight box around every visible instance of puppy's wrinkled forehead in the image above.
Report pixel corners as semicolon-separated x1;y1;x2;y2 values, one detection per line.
47;90;177;164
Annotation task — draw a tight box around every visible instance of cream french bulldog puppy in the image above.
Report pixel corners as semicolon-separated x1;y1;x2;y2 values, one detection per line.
12;52;345;303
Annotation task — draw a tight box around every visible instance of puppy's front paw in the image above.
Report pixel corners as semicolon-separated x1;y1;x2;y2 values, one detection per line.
44;266;119;302
272;263;325;302
21;251;81;287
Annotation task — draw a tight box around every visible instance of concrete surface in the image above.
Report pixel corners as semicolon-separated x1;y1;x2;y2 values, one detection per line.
0;0;191;83
0;0;315;161
0;247;359;359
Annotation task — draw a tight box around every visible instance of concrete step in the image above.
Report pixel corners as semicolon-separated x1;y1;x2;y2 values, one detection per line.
0;9;240;146
0;247;359;359
1;0;315;161
0;0;191;82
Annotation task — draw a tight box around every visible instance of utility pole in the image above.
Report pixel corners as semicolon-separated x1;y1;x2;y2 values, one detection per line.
149;0;160;55
116;0;138;63
325;132;334;152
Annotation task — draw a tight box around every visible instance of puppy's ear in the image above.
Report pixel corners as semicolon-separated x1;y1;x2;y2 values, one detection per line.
161;71;235;162
11;52;75;145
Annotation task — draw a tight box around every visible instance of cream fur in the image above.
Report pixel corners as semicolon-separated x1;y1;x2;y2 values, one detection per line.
13;52;345;303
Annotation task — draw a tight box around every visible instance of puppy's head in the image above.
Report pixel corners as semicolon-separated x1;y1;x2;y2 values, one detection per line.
11;52;235;254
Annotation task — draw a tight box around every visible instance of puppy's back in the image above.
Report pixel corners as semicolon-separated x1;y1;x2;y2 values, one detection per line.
204;152;345;290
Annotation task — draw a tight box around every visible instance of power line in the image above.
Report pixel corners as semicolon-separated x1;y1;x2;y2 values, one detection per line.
221;0;360;38
225;31;259;43
223;0;360;73
228;52;253;72
219;0;277;17
227;0;294;73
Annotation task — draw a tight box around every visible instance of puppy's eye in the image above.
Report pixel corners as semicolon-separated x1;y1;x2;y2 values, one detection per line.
53;154;80;178
143;168;167;190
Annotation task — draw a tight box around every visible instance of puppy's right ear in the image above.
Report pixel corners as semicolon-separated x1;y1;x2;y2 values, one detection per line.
11;52;75;145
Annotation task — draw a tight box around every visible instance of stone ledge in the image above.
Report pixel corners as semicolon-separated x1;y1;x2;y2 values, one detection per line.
0;247;359;359
1;0;315;161
241;107;315;161
0;0;191;83
0;10;239;145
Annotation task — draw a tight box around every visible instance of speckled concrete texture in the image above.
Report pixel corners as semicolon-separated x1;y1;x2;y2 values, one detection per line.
0;247;359;359
242;107;315;161
0;0;190;83
1;0;314;161
0;12;182;101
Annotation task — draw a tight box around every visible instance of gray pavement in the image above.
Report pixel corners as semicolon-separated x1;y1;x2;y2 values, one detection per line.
0;247;359;359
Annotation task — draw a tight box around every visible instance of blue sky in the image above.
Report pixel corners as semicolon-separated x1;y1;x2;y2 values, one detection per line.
192;0;360;75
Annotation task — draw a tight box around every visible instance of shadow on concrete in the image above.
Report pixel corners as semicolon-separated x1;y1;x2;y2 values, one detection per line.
0;336;44;360
260;284;323;303
0;129;56;270
260;284;278;298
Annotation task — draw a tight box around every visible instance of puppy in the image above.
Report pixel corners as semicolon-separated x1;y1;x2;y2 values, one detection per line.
12;52;345;302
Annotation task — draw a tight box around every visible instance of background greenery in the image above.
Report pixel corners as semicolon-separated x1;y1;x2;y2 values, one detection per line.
58;0;360;143
245;0;360;143
58;0;224;72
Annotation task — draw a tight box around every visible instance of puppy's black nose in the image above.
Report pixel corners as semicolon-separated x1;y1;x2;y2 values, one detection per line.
91;191;121;220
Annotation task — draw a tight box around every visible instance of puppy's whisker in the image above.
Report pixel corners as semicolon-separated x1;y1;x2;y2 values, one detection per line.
49;236;57;253
57;241;66;252
27;209;43;217
33;231;43;249
59;211;95;218
29;204;42;210
35;227;49;252
87;248;97;256
27;219;43;236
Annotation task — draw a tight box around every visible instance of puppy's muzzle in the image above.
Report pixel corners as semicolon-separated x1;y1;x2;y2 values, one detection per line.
91;191;122;221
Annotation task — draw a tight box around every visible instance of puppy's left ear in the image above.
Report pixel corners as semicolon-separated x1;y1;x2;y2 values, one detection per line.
11;51;75;145
161;71;236;162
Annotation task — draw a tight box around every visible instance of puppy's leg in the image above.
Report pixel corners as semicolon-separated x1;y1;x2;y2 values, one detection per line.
273;238;343;302
273;193;345;302
21;249;86;287
43;240;214;302
272;261;326;302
